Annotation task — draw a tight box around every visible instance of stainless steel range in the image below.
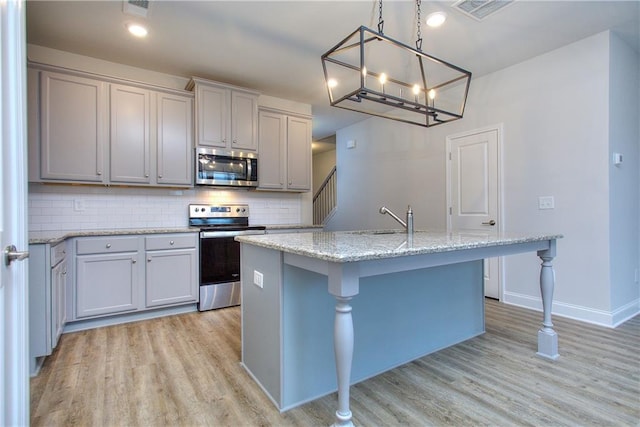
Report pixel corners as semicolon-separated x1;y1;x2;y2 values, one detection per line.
189;204;266;311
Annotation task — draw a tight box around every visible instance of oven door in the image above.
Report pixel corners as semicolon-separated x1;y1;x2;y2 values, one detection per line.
198;229;265;311
200;235;240;286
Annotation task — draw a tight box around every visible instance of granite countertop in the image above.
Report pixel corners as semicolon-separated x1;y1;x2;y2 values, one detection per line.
235;229;563;263
29;224;321;245
29;227;197;245
264;224;323;230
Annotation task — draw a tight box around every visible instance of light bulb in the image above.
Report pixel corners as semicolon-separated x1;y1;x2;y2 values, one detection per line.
379;73;387;85
327;79;338;89
362;66;367;77
127;23;148;37
426;12;447;28
428;89;436;100
412;84;421;95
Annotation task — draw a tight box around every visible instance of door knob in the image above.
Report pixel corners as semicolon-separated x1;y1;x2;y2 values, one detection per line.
482;220;496;226
4;245;29;266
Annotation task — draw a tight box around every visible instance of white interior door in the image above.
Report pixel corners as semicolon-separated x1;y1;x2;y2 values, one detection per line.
1;1;30;424
447;126;502;299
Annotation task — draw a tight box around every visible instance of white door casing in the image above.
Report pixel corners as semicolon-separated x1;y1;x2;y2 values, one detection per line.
1;0;30;424
446;125;503;299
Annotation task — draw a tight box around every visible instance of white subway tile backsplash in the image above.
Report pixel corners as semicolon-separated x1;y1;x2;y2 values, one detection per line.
28;184;306;232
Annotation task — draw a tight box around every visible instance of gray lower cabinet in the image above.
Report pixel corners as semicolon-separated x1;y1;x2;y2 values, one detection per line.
72;233;198;321
29;241;67;375
145;234;198;307
75;236;141;318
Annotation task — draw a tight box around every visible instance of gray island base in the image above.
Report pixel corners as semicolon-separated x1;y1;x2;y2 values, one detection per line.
236;230;562;426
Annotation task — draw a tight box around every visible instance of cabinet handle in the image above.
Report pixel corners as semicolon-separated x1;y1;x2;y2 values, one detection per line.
62;270;67;275
145;173;149;178
233;139;237;144
170;240;174;245
147;258;152;262
158;175;163;179
106;243;111;249
132;258;137;264
97;171;102;176
289;181;292;185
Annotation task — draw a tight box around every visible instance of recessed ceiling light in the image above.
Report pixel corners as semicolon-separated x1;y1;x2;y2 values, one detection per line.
126;23;148;37
426;11;447;28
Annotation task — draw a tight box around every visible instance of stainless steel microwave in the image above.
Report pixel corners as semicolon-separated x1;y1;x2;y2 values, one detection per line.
195;147;258;187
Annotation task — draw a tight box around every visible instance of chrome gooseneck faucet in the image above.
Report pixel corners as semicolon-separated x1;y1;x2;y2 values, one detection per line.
379;205;414;234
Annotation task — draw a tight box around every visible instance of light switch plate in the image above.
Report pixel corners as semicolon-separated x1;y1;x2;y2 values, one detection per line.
538;196;554;210
253;270;263;288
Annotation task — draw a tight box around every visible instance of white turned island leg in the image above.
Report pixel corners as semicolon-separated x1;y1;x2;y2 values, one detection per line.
537;246;559;360
327;262;359;427
333;296;354;427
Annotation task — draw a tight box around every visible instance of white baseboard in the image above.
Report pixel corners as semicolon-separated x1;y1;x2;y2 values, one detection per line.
502;292;640;328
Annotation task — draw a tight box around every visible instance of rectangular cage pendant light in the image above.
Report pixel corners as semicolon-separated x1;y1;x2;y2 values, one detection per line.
321;25;472;128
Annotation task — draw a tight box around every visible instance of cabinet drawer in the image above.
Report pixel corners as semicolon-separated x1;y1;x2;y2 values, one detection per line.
145;234;197;251
50;241;67;266
76;236;139;255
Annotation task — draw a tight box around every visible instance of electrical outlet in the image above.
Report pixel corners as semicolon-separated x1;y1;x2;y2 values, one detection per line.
73;199;86;212
538;196;554;210
253;270;263;288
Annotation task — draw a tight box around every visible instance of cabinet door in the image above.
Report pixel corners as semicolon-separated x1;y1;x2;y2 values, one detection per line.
110;84;151;183
76;252;139;318
157;93;193;186
197;85;229;148
286;116;312;191
146;248;197;307
51;258;67;349
40;71;106;182
258;110;286;189
231;91;258;151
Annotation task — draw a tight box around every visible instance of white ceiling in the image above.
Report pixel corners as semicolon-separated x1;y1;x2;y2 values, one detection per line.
26;1;639;141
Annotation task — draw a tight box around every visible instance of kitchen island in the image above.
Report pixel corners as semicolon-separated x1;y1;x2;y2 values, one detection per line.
236;230;562;426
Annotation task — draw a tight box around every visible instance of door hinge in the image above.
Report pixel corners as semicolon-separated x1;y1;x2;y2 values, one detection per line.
449;207;452;215
448;152;452;160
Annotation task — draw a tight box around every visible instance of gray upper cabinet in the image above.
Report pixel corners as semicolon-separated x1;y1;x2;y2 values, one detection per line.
38;70;107;183
157;93;193;186
286;115;312;191
258;109;311;192
29;65;194;187
110;84;151;184
188;77;259;151
257;110;286;189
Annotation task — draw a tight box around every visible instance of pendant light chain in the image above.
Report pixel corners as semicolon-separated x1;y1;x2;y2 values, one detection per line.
416;0;423;51
378;0;384;34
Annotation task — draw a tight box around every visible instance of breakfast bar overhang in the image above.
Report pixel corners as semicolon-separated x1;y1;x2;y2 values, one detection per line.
236;230;562;427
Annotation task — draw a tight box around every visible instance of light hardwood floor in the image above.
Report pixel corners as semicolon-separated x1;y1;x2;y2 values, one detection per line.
31;300;640;426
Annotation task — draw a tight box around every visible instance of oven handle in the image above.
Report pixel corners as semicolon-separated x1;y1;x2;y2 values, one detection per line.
200;230;266;238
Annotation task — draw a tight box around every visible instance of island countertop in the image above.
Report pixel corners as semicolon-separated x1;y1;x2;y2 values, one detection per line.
235;229;563;263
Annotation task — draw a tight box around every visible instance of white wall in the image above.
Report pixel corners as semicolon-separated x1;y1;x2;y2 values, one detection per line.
608;33;640;316
327;31;640;327
27;44;314;228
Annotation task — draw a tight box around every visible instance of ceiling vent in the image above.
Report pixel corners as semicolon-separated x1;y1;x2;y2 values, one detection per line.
123;0;149;18
452;0;515;21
